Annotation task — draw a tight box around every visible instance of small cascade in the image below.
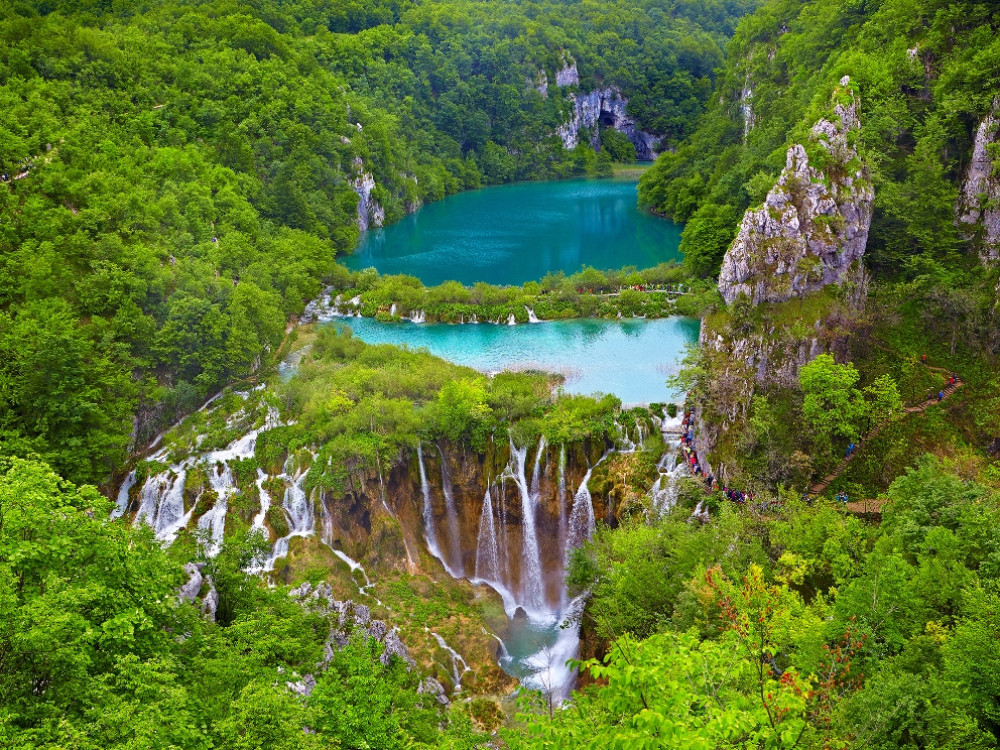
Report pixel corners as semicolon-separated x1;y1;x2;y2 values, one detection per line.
389;302;397;316
198;464;235;555
470;314;478;324
112;470;136;519
330;548;377;598
507;313;516;326
614;421;637;453
525;306;540;323
431;632;470;692
438;446;464;577
505;439;545;611
349;294;361;307
418;443;459;577
636;420;646;449
410;310;426;324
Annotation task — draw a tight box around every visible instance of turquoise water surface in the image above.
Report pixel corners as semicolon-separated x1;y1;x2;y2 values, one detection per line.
332;316;700;404
344;178;682;286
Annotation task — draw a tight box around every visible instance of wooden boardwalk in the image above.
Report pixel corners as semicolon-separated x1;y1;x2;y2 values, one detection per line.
808;367;962;497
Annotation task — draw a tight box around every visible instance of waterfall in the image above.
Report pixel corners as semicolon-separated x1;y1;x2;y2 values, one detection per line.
198;464;235;555
410;310;426;324
507;439;545;611
507;313;516;326
650;438;686;513
438;446;464;576
389;302;397;316
470;314;478;324
251;468;271;535
525;306;540;323
418;443;459;577
557;444;568;558
530;435;547;499
475;487;502;585
112;470;136;519
134;469;192;545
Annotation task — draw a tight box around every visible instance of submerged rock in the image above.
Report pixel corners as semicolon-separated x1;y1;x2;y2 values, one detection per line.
957;98;1000;264
718;76;873;305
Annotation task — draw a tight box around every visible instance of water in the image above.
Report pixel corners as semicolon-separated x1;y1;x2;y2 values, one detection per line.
344;178;682;286
331;316;699;405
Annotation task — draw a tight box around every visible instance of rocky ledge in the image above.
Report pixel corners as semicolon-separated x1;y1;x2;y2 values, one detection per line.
718;76;873;305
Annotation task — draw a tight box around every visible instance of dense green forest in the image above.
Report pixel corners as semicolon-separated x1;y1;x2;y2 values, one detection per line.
4;0;1000;747
639;0;1000;281
0;0;754;484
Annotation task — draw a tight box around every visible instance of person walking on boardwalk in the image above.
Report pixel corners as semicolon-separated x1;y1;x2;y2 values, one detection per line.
938;390;944;402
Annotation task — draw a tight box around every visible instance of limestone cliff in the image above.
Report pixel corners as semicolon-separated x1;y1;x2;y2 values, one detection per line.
558;86;659;161
351;157;385;232
718;77;873;305
957;99;1000;264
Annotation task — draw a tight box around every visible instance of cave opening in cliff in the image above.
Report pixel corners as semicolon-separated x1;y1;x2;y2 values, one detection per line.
598;110;616;127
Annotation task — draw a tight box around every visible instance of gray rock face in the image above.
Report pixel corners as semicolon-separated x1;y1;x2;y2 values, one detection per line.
555;56;579;87
178;562;204;604
558;86;659;161
718;77;873;305
291;582;417;669
957;99;1000;263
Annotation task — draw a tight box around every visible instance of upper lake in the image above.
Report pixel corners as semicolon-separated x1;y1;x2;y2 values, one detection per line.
343;177;682;286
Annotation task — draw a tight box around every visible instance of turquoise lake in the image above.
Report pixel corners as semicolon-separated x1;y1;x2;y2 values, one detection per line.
344;177;683;286
332;316;700;404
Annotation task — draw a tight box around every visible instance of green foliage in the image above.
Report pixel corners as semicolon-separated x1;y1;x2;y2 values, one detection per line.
0;0;756;484
0;456;482;748
639;0;1000;278
799;354;866;459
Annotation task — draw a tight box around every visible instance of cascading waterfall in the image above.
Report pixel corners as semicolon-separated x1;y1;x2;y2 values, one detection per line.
525;306;540;323
198;464;235;555
438;446;465;576
557;443;568;560
112;470;136;520
134;469;193;545
506;438;545;611
566;466;596;553
418;443;460;578
507;313;516;325
474;486;502;585
251;468;271;535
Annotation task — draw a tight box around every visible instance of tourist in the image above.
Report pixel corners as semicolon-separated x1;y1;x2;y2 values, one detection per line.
938;390;944;402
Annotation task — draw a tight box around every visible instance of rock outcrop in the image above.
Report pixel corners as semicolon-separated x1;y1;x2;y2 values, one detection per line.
957;99;1000;264
291;581;418;669
558;87;659;161
718;77;873;305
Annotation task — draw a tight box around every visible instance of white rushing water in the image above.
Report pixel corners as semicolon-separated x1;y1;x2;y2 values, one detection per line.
112;470;136;520
505;439;545;613
418;443;462;579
